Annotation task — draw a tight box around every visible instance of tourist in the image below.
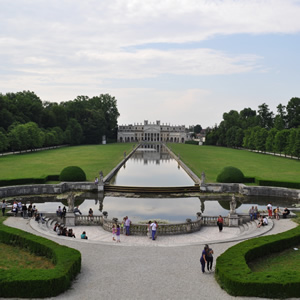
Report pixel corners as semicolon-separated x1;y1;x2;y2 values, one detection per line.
267;203;272;218
257;216;264;228
275;207;280;220
21;203;27;218
125;216;131;236
254;206;259;219
122;217;126;234
27;203;32;217
12;201;18;216
217;215;223;232
150;221;158;240
116;224;121;243
147;220;152;239
32;205;37;217
17;201;22;212
112;224;116;241
53;222;59;232
62;206;67;217
200;245;208;273
62;227;68;236
81;231;88;239
282;208;290;219
205;245;214;271
74;206;82;215
94;177;99;185
1;200;7;216
68;228;76;238
249;206;254;221
56;206;62;217
88;208;94;221
263;216;268;226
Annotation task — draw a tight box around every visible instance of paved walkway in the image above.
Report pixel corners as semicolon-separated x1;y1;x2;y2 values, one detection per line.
2;217;299;300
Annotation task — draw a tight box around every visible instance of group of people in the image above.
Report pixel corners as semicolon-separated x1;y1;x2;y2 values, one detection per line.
200;244;214;273
147;220;158;240
112;224;121;242
11;201;38;218
248;206;260;221
53;222;76;238
56;206;67;218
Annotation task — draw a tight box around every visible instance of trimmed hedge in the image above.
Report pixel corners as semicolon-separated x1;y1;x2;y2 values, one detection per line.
185;140;199;145
0;218;81;298
216;166;245;183
255;178;300;189
0;175;60;187
59;166;86;182
215;225;300;298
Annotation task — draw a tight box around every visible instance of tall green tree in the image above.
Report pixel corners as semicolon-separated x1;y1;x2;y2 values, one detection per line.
286;97;300;128
257;103;274;129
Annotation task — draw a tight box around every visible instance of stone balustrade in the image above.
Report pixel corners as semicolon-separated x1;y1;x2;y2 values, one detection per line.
75;215;103;226
102;216;202;236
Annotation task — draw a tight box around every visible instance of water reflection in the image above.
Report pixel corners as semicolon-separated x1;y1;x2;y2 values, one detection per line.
8;193;299;223
110;145;194;187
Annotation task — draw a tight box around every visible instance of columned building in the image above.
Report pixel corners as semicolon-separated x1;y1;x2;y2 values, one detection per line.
117;120;188;143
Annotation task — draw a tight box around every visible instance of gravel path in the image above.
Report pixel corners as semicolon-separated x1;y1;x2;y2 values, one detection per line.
2;217;298;300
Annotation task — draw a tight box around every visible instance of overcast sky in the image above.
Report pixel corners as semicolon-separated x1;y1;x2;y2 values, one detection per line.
1;0;300;128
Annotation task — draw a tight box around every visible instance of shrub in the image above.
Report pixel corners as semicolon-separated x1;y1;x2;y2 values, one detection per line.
0;175;60;187
185;140;199;145
216;166;245;183
59;166;86;182
0;217;81;298
215;226;300;298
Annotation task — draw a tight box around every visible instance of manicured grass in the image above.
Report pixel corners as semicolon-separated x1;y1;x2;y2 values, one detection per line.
0;243;55;270
0;143;135;182
248;245;300;273
168;144;300;183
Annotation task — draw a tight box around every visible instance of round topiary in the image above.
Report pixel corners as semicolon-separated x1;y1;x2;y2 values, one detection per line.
216;166;244;183
59;166;86;182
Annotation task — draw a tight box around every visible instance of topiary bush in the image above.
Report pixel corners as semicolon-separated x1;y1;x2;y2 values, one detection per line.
217;166;245;183
59;166;86;182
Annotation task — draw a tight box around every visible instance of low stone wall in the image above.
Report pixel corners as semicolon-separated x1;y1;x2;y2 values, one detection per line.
201;183;300;200
75;215;103;226
102;216;202;236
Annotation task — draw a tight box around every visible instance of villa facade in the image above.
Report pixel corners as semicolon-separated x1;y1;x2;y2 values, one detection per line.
117;120;189;143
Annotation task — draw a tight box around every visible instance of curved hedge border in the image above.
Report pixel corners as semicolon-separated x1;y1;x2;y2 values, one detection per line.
0;218;81;298
215;225;300;298
0;174;60;187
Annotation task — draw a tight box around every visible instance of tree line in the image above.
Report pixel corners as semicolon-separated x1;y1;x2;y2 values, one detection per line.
0;91;119;153
205;98;300;158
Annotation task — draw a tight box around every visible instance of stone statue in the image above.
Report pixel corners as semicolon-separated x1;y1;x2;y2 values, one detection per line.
67;192;75;212
230;194;237;214
99;171;103;183
201;172;206;184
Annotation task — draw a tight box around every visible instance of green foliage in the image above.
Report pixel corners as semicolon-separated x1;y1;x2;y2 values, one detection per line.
216;166;245;183
185;140;199;145
255;178;300;189
0;175;59;187
0;217;81;298
215;226;300;298
59;166;86;182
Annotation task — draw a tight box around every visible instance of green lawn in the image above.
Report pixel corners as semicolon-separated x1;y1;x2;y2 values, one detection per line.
167;144;300;183
0;143;135;182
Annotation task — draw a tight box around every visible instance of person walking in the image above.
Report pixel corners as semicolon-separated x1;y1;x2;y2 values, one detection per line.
200;245;208;273
267;203;272;218
116;224;121;243
205;245;214;271
147;220;152;239
112;224;116;241
1;200;7;216
125;216;131;236
217;215;223;232
150;221;158;240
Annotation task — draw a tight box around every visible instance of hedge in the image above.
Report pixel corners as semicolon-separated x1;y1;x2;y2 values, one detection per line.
255;178;300;189
215;225;300;298
0;175;60;187
0;218;81;298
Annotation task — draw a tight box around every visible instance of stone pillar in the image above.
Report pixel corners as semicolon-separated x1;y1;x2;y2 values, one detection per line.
186;218;192;233
65;212;75;227
228;214;239;227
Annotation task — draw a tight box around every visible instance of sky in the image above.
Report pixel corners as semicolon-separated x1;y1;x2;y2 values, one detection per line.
1;0;300;128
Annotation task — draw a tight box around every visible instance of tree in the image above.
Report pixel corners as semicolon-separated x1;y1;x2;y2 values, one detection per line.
239;108;257;129
25;122;43;150
257;103;274;129
0;131;8;154
193;124;202;134
265;128;278;154
255;127;268;153
286;97;300;128
274;104;287;130
274;130;289;156
65;118;83;145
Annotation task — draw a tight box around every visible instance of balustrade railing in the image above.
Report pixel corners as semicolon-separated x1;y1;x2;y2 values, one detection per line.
75;215;103;226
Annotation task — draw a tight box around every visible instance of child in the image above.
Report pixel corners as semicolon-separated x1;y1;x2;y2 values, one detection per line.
116;224;121;243
112;224;116;241
81;231;88;239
